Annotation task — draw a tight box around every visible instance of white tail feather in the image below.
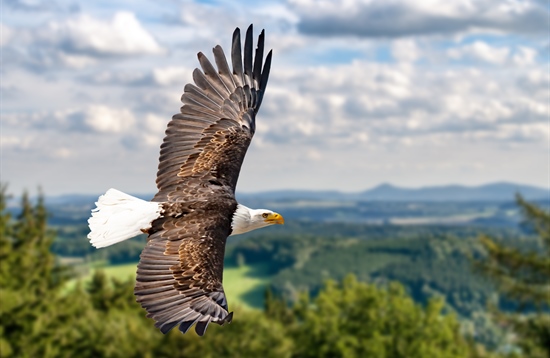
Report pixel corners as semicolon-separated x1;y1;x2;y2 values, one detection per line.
88;189;162;248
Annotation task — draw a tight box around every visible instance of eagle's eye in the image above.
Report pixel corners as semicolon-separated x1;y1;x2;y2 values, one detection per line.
262;213;268;218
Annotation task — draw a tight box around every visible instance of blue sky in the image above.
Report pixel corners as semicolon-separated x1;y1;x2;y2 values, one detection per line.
2;0;548;195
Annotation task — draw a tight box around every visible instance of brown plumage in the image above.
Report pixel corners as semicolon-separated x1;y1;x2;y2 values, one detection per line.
133;25;273;336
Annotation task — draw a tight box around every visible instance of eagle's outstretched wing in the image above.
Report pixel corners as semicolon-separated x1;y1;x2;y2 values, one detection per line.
153;25;272;202
134;201;235;336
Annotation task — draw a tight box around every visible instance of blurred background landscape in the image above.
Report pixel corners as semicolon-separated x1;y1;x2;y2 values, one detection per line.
2;183;549;356
2;0;548;356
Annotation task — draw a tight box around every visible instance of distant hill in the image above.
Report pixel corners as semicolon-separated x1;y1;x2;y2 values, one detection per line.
239;182;549;202
7;181;546;207
357;182;549;202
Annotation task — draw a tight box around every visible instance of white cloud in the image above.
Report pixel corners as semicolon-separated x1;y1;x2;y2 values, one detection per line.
81;66;192;87
7;11;164;69
84;105;135;133
257;57;548;151
49;12;164;57
516;69;548;96
142;113;167;146
291;0;548;38
392;39;420;63
512;46;538;66
0;24;13;47
151;67;191;86
0;135;28;149
4;105;136;134
53;148;72;158
6;0;60;12
447;41;510;64
467;122;549;142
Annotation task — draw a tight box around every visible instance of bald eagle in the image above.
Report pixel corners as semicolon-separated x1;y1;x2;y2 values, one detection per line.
87;25;283;336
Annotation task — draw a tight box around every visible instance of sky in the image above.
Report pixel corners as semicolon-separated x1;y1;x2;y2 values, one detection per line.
2;0;549;196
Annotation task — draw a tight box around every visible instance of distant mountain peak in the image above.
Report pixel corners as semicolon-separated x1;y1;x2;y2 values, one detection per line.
360;182;548;202
370;183;398;190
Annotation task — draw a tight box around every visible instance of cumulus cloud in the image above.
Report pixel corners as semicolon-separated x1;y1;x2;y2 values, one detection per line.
81;66;192;87
83;105;136;133
391;39;420;63
447;41;510;64
6;0;59;11
291;0;548;38
4;105;136;134
256;58;548;150
512;46;538;66
516;68;549;95
8;11;164;69
0;135;30;149
117;111;171;151
0;24;13;47
52;12;164;57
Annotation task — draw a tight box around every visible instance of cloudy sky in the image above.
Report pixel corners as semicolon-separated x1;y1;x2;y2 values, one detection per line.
2;0;548;196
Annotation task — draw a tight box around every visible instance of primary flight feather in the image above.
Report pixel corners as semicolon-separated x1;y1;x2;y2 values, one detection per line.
87;25;283;336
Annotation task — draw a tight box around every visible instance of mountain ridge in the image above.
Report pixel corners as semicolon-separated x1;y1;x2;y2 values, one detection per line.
238;182;549;202
8;182;548;207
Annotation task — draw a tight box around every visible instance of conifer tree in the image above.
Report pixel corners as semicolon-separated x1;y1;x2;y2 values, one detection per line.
476;196;550;357
0;187;69;356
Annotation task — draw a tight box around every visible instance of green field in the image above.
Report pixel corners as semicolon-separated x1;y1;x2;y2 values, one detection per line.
222;263;271;309
65;261;272;309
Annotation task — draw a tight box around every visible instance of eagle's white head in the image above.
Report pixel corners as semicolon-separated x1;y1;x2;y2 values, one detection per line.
230;204;284;236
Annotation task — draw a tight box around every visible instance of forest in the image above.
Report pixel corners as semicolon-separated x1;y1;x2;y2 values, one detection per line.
1;186;548;357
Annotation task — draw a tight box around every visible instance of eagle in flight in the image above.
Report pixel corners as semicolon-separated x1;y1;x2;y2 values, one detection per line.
87;25;283;336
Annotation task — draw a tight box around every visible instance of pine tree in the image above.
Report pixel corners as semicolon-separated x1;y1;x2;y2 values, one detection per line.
475;195;550;357
0;187;70;357
0;184;14;356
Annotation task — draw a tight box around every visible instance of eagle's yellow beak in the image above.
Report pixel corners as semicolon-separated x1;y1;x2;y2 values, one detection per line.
265;212;284;225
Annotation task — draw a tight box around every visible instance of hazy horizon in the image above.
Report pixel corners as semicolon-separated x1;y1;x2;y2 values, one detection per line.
3;0;548;196
5;180;548;199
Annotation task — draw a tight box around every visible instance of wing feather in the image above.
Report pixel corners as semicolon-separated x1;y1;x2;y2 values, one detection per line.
257;50;272;111
253;30;264;89
198;52;231;96
231;28;244;87
243;25;253;88
192;68;224;104
181;84;221;111
213;45;236;90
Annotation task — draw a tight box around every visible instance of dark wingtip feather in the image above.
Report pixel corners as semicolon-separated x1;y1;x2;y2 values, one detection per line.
256;49;272;111
195;320;210;336
231;27;243;85
159;321;179;334
178;319;197;334
232;27;241;41
259;49;272;93
243;24;253;79
253;29;265;86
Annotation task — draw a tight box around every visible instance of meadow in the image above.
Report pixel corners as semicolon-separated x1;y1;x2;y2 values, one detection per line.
64;260;272;309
